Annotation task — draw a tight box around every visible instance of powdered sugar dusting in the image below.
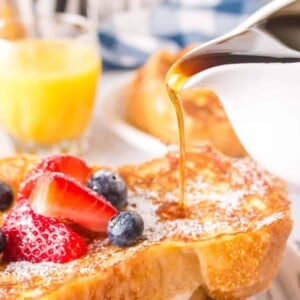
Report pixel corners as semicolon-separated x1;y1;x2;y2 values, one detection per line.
2;261;62;281
122;153;288;242
0;148;291;299
127;188;160;238
230;157;272;196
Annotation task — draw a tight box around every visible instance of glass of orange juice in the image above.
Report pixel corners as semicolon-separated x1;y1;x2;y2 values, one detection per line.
0;12;101;155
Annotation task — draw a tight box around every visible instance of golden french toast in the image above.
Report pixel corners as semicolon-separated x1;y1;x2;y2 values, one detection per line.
126;47;247;157
0;145;292;299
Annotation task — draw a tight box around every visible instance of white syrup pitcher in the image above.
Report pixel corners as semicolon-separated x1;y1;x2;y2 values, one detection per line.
172;0;300;185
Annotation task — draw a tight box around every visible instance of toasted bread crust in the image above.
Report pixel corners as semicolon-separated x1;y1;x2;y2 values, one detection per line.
0;145;292;299
26;218;290;300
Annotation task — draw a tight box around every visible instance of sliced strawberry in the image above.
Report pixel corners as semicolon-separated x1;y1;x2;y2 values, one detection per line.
3;200;87;263
30;173;117;232
19;155;91;199
19;172;44;200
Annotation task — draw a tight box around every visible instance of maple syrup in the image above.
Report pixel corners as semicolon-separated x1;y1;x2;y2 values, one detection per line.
157;201;187;220
166;14;300;207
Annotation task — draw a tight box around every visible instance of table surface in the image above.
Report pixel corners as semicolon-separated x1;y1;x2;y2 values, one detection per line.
0;70;298;247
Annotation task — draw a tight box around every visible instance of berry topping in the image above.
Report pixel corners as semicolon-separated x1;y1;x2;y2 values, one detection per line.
2;200;87;263
0;229;6;253
30;173;117;232
108;211;144;247
19;155;91;199
87;170;127;210
0;181;13;211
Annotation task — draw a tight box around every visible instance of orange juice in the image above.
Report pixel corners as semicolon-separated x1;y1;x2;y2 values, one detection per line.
0;39;100;145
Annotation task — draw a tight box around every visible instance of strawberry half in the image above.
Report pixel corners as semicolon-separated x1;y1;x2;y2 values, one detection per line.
3;200;87;263
19;155;91;199
30;173;117;232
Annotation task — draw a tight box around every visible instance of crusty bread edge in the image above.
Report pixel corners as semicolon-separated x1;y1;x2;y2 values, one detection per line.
41;215;292;300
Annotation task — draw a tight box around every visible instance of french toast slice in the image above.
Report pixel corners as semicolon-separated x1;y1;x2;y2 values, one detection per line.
0;145;292;300
125;48;247;157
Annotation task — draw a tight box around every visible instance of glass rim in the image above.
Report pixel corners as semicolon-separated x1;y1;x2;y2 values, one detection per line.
0;12;97;35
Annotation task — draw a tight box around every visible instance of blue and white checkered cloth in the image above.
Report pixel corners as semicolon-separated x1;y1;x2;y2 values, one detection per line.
99;0;271;69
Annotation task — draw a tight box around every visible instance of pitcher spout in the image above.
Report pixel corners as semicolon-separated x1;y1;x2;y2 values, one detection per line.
166;0;300;184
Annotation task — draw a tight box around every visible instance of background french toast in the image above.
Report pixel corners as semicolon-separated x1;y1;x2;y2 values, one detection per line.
126;47;247;157
0;145;292;299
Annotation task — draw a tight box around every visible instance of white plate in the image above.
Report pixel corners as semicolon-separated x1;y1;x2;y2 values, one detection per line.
253;242;300;300
99;72;167;157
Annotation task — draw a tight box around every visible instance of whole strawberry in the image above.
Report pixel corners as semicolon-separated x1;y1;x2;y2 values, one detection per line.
3;200;87;263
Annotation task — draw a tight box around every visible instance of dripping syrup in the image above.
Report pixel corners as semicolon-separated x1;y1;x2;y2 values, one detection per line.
165;14;300;208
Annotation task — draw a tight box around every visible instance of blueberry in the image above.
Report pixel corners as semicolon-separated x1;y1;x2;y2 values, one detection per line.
0;181;13;211
87;170;127;210
108;211;144;247
0;229;6;253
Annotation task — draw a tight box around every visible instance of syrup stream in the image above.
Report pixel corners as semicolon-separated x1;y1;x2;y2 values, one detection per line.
166;15;300;207
166;85;186;207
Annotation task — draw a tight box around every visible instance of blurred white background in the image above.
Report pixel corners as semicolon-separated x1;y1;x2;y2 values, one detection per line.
13;0;163;22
